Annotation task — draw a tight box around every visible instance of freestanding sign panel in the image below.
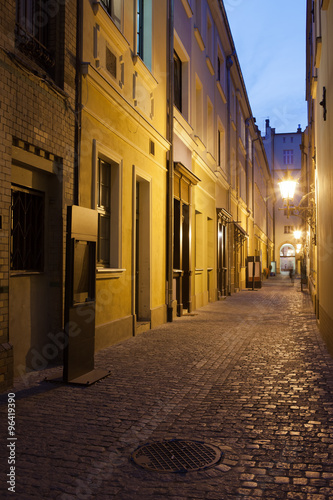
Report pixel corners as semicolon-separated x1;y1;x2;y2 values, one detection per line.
246;256;262;289
63;205;110;385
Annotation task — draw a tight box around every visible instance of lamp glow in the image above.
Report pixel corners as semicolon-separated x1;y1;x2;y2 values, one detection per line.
278;175;297;200
294;230;302;240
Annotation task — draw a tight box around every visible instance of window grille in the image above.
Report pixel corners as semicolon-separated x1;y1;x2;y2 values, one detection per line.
15;0;55;73
11;186;44;272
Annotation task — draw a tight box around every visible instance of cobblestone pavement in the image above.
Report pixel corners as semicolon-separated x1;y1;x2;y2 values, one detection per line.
1;276;333;499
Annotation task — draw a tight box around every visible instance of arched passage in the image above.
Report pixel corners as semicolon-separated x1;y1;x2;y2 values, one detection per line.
280;244;296;274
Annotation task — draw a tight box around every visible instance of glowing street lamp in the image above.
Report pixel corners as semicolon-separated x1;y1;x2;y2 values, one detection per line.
293;230;302;240
278;172;298;218
278;174;297;201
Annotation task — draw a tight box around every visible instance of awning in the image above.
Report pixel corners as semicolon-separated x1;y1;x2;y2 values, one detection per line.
234;222;248;243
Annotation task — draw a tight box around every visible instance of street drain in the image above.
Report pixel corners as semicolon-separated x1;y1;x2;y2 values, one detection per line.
131;439;223;473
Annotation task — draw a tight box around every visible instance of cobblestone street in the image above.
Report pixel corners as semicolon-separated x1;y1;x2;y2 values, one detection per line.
1;276;333;499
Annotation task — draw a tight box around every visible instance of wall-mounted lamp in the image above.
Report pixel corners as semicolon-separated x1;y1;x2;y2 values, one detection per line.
319;86;327;121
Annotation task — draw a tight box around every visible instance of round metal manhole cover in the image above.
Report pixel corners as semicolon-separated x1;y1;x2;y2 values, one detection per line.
131;439;223;473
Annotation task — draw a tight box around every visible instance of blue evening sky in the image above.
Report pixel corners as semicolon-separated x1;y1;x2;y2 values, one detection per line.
224;0;307;135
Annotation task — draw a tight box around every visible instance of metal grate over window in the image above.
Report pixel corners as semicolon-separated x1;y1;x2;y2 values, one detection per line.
11;187;44;272
15;0;55;73
131;439;223;473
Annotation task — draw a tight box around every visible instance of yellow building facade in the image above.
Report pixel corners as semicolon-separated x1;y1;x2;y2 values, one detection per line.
305;0;333;354
79;1;170;348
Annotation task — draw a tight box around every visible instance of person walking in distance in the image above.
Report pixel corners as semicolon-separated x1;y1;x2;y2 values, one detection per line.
289;267;294;286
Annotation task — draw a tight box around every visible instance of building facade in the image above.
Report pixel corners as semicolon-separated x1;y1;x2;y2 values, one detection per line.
0;0;77;391
263;119;303;275
1;0;274;391
305;0;332;355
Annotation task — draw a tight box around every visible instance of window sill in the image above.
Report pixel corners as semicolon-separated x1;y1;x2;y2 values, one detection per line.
194;27;205;52
216;81;227;104
180;0;193;17
96;268;126;279
10;271;44;277
132;54;158;91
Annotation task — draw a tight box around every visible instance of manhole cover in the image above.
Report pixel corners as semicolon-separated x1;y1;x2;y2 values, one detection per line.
131;439;223;473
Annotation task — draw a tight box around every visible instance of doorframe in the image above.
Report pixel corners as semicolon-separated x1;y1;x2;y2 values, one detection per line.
132;167;152;324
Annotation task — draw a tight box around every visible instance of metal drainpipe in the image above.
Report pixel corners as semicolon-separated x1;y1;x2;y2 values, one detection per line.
226;53;234;295
74;0;83;206
266;179;269;270
272;130;276;262
252;136;259;256
167;0;174;322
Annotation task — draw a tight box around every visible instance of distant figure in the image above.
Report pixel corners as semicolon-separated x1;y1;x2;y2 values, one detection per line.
289;268;294;285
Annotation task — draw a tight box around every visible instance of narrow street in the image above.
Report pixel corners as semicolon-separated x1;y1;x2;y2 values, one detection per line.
1;277;333;499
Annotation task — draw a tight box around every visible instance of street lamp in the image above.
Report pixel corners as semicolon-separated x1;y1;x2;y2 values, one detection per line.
278;172;298;218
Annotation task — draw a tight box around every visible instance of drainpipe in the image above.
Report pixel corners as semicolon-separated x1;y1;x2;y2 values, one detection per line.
167;0;174;322
272;128;276;263
74;0;83;206
252;136;260;257
226;52;234;295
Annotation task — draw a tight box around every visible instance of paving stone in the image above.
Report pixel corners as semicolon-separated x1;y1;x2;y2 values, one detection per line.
1;276;333;499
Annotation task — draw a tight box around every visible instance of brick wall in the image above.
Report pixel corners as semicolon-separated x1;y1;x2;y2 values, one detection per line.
0;0;77;392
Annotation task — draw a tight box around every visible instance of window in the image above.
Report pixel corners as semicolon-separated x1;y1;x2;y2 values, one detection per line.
97;159;111;266
195;76;203;137
283;149;294;165
94;150;122;270
100;0;122;30
11;186;44;272
174;51;182;112
284;225;295;234
195;0;202;30
137;0;152;70
15;0;56;74
137;0;144;59
217;49;225;87
217;127;225;169
207;98;213;153
206;13;213;61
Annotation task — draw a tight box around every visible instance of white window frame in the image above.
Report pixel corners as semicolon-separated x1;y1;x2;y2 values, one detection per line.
92;140;123;271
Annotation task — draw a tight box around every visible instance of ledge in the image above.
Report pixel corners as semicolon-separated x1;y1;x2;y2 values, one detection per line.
238;136;246;156
206;56;215;76
180;0;193;17
132;54;158;91
96;268;126;279
311;75;318;99
92;1;130;53
194;135;206;151
194;27;205;51
217;81;227;104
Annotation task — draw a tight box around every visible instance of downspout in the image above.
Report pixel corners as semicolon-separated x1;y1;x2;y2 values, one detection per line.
74;0;83;206
272;129;275;262
252;136;259;256
226;52;234;295
266;179;269;269
245;118;250;259
167;0;174;321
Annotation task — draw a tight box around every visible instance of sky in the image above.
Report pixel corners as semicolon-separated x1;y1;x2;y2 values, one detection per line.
224;0;307;135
